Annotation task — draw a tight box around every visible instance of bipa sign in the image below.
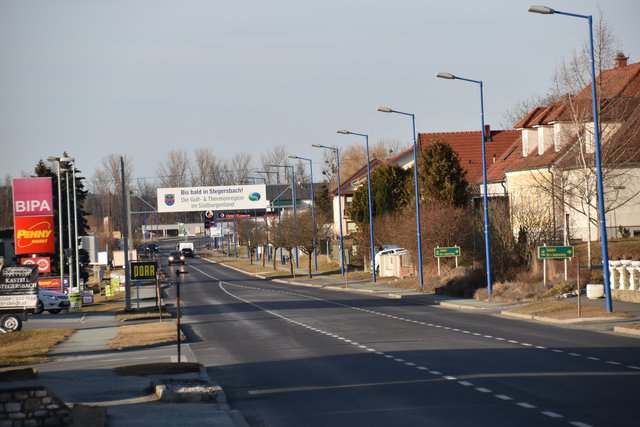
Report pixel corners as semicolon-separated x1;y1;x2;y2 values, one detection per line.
12;178;53;217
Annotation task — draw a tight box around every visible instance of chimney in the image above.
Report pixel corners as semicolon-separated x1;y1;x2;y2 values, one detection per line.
484;124;492;142
615;52;629;68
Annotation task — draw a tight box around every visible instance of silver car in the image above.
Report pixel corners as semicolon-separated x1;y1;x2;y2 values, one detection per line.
35;289;70;314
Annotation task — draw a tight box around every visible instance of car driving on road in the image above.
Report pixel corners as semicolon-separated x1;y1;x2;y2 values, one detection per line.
168;251;185;265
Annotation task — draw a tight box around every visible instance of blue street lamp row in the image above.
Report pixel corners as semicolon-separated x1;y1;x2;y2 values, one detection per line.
528;5;612;312
325;4;611;311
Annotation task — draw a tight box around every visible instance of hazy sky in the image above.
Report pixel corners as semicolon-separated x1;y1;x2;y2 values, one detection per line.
1;0;638;187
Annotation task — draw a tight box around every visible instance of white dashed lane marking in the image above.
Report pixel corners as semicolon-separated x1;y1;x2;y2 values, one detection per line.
200;273;624;427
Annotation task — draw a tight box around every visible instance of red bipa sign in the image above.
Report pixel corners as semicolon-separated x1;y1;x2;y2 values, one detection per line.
12;178;53;217
14;216;55;255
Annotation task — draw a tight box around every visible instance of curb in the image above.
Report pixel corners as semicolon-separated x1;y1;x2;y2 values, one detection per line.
501;310;624;324
613;325;640;336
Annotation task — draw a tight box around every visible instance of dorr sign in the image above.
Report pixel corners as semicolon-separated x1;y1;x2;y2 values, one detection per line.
130;261;159;281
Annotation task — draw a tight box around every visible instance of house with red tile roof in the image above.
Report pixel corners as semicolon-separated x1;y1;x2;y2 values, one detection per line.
499;53;640;241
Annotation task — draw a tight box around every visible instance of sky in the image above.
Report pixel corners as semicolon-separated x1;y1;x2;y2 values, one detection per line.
1;0;639;188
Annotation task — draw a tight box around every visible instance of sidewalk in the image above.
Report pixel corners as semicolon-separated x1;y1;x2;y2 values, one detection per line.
1;283;248;427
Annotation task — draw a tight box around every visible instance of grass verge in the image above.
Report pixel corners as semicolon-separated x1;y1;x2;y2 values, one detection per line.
0;329;74;367
109;321;185;350
506;300;633;319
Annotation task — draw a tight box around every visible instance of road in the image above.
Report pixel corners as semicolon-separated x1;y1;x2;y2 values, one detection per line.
164;255;640;427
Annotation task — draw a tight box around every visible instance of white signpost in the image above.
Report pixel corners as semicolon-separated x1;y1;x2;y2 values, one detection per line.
156;185;268;213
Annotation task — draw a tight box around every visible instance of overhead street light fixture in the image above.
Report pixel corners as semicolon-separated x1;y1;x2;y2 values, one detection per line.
435;72;456;80
528;5;554;14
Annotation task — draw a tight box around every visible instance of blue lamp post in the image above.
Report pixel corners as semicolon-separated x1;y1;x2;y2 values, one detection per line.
312;144;345;276
268;164;299;268
258;170;283;264
377;107;425;289
437;72;493;297
337;129;376;283
251;176;270;263
289;155;318;271
529;4;612;312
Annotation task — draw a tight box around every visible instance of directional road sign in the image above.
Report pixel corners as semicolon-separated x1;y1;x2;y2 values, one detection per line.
434;246;461;257
537;245;574;259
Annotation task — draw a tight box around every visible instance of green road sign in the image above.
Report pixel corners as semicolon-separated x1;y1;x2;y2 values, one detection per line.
434;246;461;257
537;246;574;259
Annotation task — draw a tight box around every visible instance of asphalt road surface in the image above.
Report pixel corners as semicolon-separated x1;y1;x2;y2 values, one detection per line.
166;255;639;427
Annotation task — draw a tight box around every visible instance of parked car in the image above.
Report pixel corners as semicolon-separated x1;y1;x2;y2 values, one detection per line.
35;289;70;314
168;251;185;265
181;247;194;258
374;247;406;272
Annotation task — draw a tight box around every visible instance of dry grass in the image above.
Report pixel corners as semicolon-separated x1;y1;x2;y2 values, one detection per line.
618;322;640;330
109;321;184;350
0;329;74;367
507;300;633;319
116;309;171;322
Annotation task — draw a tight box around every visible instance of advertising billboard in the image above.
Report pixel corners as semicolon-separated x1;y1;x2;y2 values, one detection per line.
21;256;52;273
12;178;53;217
13;178;55;256
156;184;268;213
14;216;55;255
0;265;39;310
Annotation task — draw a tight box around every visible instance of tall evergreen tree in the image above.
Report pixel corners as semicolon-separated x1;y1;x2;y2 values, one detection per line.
346;164;411;228
418;142;468;207
34;158;91;282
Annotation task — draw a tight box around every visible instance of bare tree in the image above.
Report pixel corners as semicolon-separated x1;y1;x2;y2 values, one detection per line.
223;152;252;185
260;145;288;183
157;150;189;188
192;148;224;186
89;154;134;236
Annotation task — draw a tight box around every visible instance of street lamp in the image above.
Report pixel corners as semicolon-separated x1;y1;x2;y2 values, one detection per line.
436;72;493;297
289;155;318;271
377;106;425;289
311;144;345;276
251;175;270;265
257;170;284;264
61;157;76;291
47;156;72;286
337;129;376;283
267;164;298;268
528;5;612;313
70;161;81;291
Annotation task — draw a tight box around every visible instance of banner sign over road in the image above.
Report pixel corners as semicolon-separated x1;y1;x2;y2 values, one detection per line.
157;184;268;213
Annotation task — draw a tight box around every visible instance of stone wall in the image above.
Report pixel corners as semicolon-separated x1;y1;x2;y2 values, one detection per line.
0;386;69;427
